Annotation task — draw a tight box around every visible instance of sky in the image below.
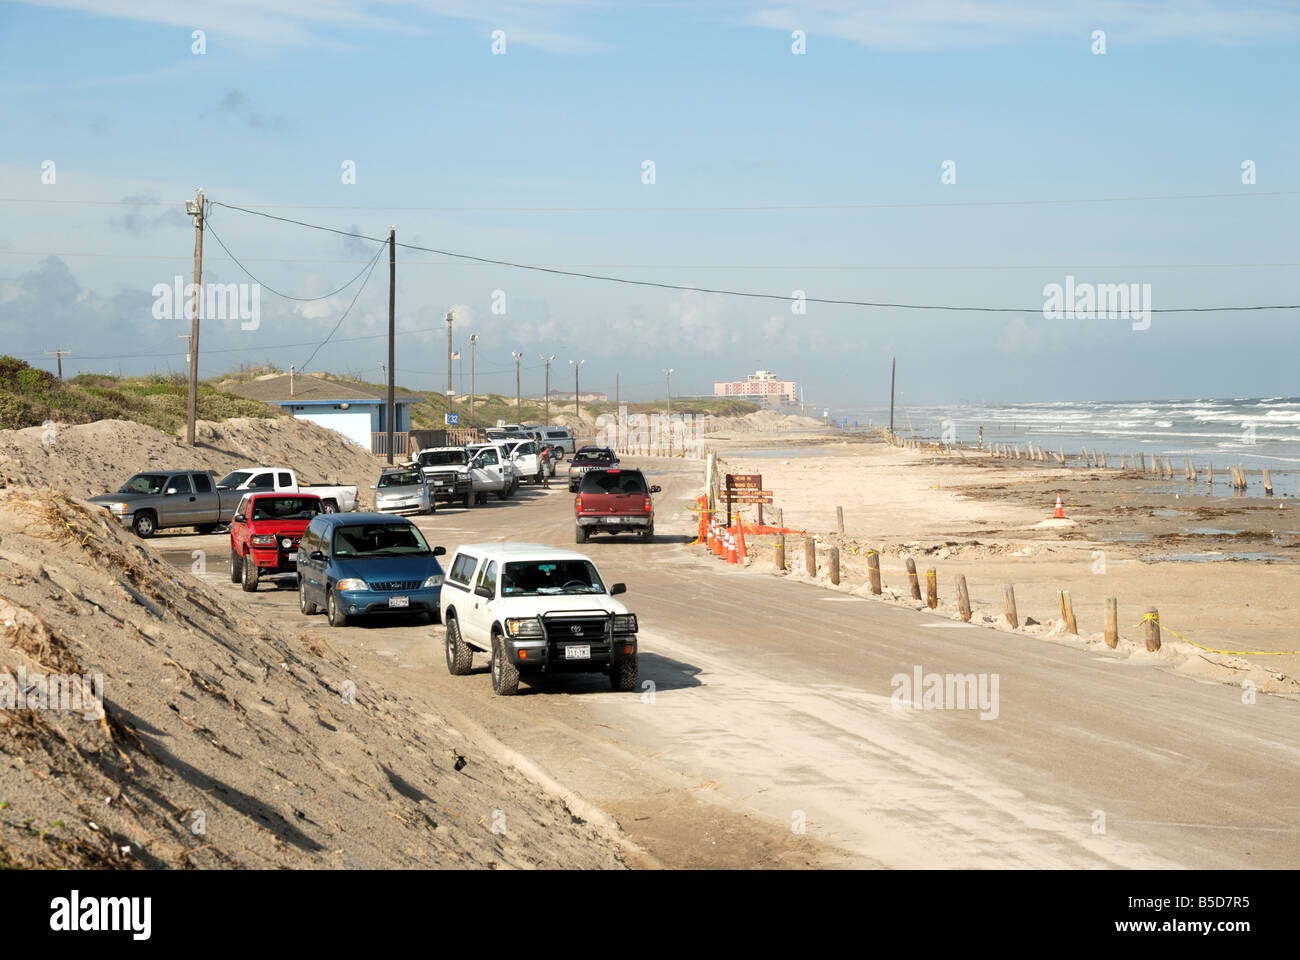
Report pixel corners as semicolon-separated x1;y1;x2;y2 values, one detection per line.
1;0;1297;411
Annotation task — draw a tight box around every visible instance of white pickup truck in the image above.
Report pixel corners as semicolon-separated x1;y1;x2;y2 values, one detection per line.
216;466;359;513
439;543;639;695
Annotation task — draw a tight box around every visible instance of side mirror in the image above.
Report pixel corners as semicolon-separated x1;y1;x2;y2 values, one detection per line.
309;550;325;562
650;485;662;493
475;584;494;599
433;546;446;556
232;513;247;524
610;583;627;596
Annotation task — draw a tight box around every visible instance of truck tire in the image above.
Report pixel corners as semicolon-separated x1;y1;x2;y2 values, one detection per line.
575;525;588;544
241;554;260;592
490;632;520;696
299;578;318;615
195;523;219;535
610;655;638;692
132;511;157;538
463;490;474;509
640;525;654;542
445;614;473;676
327;589;349;628
496;489;509;501
321;499;339;514
229;548;242;583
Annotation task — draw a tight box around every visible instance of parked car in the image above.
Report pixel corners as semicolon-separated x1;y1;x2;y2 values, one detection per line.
439;543;639;695
414;447;475;509
466;442;519;501
297;513;447;627
216;466;358;513
567;446;619;492
89;470;239;538
229;492;323;591
541;426;576;456
371;466;434;515
575;469;661;542
506;439;545;484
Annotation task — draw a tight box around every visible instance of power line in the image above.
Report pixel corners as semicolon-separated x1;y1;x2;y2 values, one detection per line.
297;241;387;373
209;199;1300;315
204;213;386;301
7;189;1300;211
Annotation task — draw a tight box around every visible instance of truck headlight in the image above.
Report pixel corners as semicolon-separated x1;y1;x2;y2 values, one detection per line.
422;574;443;588
505;617;543;638
336;578;368;591
613;614;638;633
250;534;276;546
107;502;130;515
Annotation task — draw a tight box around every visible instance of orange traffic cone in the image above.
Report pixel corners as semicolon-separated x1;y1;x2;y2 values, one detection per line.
726;531;738;564
1053;495;1065;519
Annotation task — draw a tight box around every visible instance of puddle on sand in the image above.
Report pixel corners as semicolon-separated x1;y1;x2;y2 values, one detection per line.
1153;508;1186;517
1100;532;1152;542
1141;551;1288;564
1186;527;1244;536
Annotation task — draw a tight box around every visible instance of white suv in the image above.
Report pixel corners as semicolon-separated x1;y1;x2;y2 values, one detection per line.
439;543;640;695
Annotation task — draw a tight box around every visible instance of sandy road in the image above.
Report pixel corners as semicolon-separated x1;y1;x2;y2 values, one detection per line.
159;456;1300;869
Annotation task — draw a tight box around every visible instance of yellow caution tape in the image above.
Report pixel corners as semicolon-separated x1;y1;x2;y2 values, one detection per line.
1135;612;1300;656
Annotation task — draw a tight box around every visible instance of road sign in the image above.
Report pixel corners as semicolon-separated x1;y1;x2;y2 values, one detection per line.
445;413;459;425
725;473;762;491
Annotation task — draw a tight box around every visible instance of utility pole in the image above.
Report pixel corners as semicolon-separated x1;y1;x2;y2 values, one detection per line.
539;354;554;425
184;189;204;447
445;310;454;421
469;334;478;418
570;359;584;420
889;357;896;434
43;349;71;381
386;227;395;464
512;351;522;412
664;368;673;416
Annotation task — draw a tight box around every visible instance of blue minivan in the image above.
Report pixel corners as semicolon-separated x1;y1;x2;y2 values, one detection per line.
296;513;446;627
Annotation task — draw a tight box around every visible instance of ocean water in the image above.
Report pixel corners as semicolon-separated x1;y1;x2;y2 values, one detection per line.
836;397;1300;496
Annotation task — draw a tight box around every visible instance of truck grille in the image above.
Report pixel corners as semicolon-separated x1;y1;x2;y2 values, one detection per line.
431;471;460;485
541;613;611;641
370;580;423;592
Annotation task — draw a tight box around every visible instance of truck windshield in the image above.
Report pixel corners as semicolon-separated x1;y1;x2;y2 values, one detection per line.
501;560;606;596
332;523;431;557
580;471;646;494
217;470;253;489
250;497;321;521
117;474;169;495
572;451;608;464
417;450;467;467
378;470;422;488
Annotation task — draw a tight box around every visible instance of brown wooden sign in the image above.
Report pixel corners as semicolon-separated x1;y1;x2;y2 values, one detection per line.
726;473;762;491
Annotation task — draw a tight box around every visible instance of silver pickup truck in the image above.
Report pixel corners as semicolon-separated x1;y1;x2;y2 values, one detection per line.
88;470;241;538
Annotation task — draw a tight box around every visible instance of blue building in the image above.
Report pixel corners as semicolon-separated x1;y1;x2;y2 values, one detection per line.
229;373;422;452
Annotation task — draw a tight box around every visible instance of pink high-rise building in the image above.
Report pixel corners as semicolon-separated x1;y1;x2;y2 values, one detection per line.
713;370;796;404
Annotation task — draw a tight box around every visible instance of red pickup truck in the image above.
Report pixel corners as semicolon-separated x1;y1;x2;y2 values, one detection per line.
574;468;661;543
229;492;323;591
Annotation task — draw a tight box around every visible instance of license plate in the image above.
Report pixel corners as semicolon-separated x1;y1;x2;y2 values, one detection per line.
602;516;622;523
388;596;410;608
287;552;298;562
564;645;591;660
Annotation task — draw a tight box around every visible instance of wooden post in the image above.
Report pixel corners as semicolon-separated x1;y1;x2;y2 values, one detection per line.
804;538;816;577
1144;607;1161;652
829;547;840;585
1207;462;1213;485
1100;451;1107;469
1262;468;1273;496
906;558;921;600
925;568;937;609
1058;590;1078;635
1058;446;1065;465
867;550;882;595
1139;452;1145;474
836;505;844;534
956;575;971;622
774;537;785;572
1003;584;1018;629
1104;596;1118;649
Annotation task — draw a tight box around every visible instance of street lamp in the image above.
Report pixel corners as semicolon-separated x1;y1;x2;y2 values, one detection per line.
512;351;522;412
539;354;555;425
664;368;674;416
569;359;585;420
444;310;454;418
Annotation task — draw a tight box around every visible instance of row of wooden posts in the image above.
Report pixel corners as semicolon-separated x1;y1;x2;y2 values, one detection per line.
887;430;1275;495
770;507;1161;652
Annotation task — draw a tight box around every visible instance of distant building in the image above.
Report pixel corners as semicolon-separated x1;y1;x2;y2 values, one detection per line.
713;370;796;405
227;373;421;450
